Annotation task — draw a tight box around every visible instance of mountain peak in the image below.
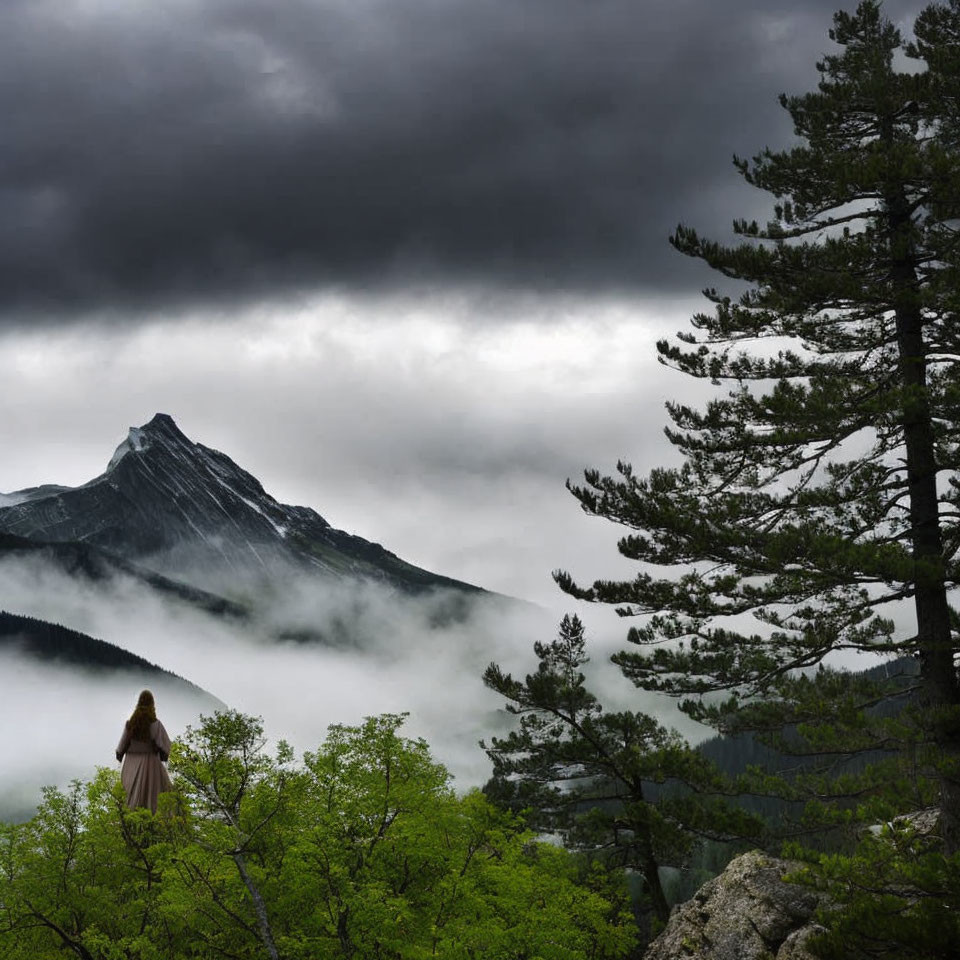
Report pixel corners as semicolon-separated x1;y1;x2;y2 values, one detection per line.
144;411;177;430
0;417;483;596
140;412;191;443
107;415;191;472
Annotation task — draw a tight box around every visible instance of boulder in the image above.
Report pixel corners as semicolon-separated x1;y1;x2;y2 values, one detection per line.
644;850;825;960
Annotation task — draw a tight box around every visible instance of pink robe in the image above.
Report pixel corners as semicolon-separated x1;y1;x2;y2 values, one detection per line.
116;718;174;812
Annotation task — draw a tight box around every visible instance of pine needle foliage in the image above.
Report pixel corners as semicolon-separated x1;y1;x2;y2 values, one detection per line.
556;0;960;855
483;615;763;927
786;817;960;959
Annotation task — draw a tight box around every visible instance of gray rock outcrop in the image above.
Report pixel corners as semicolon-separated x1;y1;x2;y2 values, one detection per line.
645;850;826;960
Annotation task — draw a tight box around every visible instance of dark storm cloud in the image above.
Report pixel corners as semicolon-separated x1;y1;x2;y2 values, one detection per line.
0;0;919;323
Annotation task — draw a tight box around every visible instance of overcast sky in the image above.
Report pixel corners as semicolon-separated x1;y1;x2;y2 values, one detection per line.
0;0;922;608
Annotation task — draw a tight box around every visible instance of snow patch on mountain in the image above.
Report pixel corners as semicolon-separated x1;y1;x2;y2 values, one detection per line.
107;427;150;472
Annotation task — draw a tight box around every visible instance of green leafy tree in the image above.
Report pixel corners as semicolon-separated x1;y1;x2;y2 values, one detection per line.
483;614;763;927
0;772;179;960
556;0;960;853
0;712;638;960
282;713;637;959
167;709;296;960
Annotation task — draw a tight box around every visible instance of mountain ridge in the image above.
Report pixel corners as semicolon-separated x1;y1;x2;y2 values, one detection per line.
0;531;250;619
0;414;485;597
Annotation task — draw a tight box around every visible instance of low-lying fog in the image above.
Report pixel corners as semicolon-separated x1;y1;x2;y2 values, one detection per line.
0;553;693;820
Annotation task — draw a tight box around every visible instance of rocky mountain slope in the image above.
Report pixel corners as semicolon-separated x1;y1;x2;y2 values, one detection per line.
0;413;484;596
0;531;249;619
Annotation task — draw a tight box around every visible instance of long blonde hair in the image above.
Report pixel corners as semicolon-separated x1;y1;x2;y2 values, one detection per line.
127;690;157;740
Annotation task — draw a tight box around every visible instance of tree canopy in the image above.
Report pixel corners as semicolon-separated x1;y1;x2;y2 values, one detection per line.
556;0;960;853
483;614;763;926
0;711;638;960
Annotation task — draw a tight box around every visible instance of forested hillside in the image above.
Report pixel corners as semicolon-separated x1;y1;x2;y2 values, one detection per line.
1;610;170;672
0;611;214;703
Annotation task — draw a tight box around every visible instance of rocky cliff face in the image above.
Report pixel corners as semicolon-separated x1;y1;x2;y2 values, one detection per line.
0;413;483;596
645;851;825;960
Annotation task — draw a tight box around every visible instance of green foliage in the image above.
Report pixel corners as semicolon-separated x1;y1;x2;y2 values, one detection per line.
785;820;960;959
0;772;178;959
483;614;763;926
542;1;960;953
0;711;637;960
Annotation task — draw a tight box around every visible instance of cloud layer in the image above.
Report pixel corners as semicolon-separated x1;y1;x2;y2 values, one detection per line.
0;296;712;604
0;0;920;323
0;546;691;817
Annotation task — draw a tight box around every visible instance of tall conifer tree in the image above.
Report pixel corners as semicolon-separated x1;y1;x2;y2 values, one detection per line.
556;1;960;850
483;615;762;926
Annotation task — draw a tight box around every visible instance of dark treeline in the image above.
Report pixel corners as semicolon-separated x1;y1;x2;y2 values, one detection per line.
0;610;165;671
0;611;208;700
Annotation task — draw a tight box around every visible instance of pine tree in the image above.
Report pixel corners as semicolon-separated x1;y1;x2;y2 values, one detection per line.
482;614;762;927
555;1;960;852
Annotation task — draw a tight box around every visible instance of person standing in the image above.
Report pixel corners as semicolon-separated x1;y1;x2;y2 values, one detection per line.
116;689;173;812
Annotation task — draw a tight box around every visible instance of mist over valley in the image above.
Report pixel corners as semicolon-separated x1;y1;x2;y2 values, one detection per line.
0;414;589;817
